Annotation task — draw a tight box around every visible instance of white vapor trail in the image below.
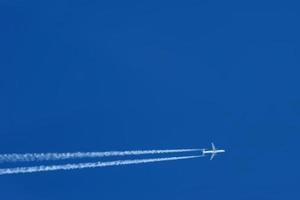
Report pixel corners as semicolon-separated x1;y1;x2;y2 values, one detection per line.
0;155;202;175
0;149;202;163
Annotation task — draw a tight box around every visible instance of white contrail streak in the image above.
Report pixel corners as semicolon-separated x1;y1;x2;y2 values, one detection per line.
0;155;203;175
0;149;202;163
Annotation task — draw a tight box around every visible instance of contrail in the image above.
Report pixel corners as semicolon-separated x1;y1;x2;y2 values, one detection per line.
0;155;203;175
0;149;202;163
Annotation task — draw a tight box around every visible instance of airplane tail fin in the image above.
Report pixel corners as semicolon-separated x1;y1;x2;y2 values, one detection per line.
201;149;206;156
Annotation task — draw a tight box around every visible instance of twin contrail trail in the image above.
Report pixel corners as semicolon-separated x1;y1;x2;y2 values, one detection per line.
0;148;208;175
0;155;202;175
0;149;202;163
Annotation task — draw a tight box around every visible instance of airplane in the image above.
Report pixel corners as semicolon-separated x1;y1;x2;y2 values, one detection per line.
202;143;225;160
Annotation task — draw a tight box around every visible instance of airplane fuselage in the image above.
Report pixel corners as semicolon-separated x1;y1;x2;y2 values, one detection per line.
203;149;225;154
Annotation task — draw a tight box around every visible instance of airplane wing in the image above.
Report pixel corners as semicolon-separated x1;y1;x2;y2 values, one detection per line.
211;143;216;151
210;153;216;160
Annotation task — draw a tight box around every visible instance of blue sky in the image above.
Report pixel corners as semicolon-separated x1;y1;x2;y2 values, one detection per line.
0;0;299;199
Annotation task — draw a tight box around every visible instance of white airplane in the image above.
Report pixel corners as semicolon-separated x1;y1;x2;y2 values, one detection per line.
202;143;225;160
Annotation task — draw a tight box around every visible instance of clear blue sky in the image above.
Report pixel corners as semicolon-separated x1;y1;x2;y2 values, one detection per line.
0;0;299;199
